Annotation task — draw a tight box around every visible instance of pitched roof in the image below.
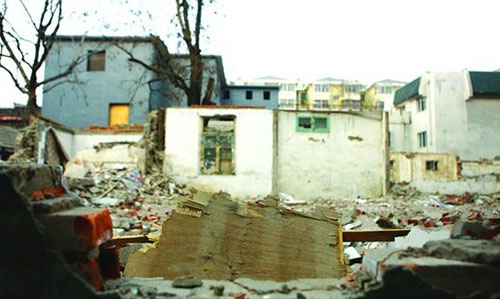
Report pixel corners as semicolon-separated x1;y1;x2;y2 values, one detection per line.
469;71;500;98
0;126;18;149
393;77;421;106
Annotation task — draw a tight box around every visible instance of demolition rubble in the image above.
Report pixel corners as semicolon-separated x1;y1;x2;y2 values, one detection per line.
2;113;500;298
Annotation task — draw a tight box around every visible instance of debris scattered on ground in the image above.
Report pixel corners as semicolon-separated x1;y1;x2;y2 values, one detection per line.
65;165;192;237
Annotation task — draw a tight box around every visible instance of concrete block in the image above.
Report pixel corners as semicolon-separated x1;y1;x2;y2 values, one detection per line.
32;196;83;214
0;163;64;198
37;207;113;252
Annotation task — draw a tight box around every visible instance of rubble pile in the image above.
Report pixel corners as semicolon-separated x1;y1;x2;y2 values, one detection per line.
66;165;192;237
287;183;500;232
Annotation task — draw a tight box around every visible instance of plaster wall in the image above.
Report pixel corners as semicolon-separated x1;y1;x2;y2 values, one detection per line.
163;108;274;198
390;152;459;182
462;159;500;176
464;99;500;160
277;111;385;200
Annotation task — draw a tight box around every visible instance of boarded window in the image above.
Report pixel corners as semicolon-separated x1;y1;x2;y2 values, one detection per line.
296;116;329;133
263;91;270;100
87;51;105;71
109;104;129;126
426;160;439;171
200;116;235;175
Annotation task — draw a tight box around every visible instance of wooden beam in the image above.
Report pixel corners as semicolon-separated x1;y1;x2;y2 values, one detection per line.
342;229;410;242
112;235;152;245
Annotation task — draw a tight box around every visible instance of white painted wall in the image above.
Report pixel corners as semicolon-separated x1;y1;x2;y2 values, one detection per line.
465;99;500;160
277;111;385;200
71;133;143;158
388;109;410;151
164;108;274;198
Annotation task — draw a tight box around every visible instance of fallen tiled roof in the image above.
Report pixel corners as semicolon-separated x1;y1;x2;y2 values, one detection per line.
0;126;18;149
469;71;500;98
394;77;421;106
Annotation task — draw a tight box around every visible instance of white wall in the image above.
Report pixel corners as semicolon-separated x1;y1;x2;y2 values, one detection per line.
164;108;274;198
277;111;386;200
465;99;500;160
72;132;143;158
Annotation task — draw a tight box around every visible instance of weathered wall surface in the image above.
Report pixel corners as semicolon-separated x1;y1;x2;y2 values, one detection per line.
71;132;142;158
390;152;459;182
43;41;154;128
465;99;500;160
164;108;274;198
410;175;500;194
277;111;386;200
461;159;500;177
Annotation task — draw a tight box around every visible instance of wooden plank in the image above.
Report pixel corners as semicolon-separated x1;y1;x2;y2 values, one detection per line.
342;229;410;242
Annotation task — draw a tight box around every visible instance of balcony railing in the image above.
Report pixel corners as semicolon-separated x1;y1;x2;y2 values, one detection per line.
279;101;383;111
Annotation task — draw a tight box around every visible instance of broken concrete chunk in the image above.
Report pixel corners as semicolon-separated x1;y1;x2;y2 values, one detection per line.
172;276;203;288
423;239;500;266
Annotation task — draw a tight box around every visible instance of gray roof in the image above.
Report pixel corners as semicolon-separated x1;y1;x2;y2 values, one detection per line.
0;126;18;149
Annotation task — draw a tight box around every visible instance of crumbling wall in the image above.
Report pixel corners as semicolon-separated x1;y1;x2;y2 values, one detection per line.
461;158;500;177
136;110;165;173
390;152;459;182
8;118;39;162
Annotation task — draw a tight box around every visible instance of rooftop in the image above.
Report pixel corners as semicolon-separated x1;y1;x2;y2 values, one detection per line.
393;77;421;106
469;71;500;98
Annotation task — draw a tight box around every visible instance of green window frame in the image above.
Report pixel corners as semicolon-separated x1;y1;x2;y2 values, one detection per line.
296;115;330;133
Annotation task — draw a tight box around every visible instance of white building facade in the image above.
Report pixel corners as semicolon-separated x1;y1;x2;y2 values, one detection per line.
390;70;500;161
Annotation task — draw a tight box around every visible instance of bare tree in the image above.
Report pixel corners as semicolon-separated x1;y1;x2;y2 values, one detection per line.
119;0;215;107
0;0;84;116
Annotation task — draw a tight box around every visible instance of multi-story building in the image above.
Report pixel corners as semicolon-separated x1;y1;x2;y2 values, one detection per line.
390;70;500;160
42;35;274;128
364;79;406;111
221;85;279;109
230;76;300;109
296;78;365;111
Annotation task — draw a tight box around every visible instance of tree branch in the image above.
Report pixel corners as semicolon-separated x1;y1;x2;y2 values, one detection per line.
195;0;202;49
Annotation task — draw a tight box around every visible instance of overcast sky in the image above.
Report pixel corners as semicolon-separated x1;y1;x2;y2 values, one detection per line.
2;0;500;107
